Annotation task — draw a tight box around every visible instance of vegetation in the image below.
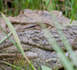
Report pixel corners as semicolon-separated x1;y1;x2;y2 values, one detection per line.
0;0;77;20
0;0;77;70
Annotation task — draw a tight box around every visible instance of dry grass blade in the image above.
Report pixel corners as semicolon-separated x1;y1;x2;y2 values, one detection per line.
0;32;12;44
1;13;36;70
0;61;22;70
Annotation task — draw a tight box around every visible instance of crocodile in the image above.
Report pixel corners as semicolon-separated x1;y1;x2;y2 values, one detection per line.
0;9;77;70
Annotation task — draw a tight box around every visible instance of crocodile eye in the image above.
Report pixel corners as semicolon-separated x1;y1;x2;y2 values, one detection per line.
32;38;40;43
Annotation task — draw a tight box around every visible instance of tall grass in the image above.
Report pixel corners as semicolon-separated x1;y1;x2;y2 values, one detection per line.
0;0;77;19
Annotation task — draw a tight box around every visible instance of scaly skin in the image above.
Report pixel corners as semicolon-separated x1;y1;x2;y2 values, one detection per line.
0;9;77;70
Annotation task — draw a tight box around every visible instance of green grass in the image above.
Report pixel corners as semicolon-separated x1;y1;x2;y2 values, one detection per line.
0;0;77;19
